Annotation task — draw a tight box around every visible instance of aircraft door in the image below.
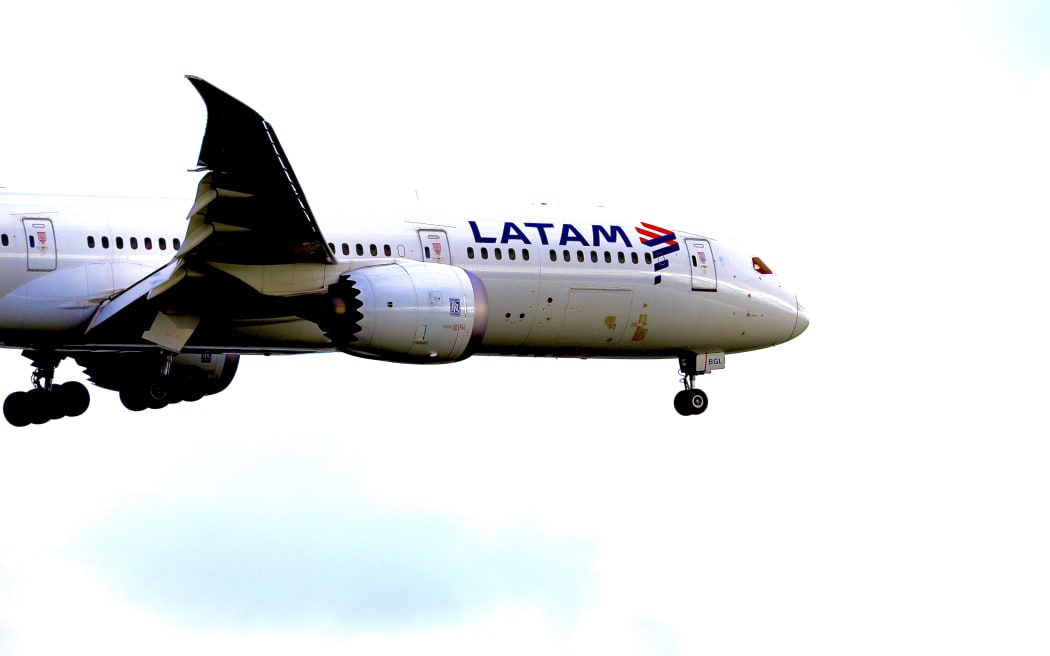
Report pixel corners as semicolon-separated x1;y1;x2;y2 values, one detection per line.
418;230;451;264
22;218;57;272
685;239;717;291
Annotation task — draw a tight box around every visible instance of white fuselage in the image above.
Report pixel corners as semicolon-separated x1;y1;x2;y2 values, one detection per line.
0;193;805;358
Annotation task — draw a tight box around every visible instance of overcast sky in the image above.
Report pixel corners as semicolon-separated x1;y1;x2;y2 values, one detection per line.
3;1;1050;654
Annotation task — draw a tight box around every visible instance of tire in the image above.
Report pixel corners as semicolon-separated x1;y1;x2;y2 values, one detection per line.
120;387;149;412
57;382;91;417
4;392;31;427
674;389;694;416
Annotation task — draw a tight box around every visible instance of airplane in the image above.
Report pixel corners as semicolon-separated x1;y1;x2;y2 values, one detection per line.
0;76;809;427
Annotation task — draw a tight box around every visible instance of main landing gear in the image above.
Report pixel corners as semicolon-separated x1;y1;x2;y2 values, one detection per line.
673;354;710;416
3;351;90;427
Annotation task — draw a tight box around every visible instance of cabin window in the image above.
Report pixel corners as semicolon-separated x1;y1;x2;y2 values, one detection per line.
522;249;530;262
631;252;639;264
130;237;139;250
590;251;598;263
159;238;167;251
480;247;489;260
494;248;503;261
87;236;96;248
577;250;584;263
115;237;124;249
144;237;153;250
618;252;625;264
563;250;570;262
1;234;8;247
356;244;364;256
101;236;110;249
384;244;392;257
173;238;181;251
644;252;652;265
508;248;516;261
604;251;612;264
328;242;336;253
549;249;557;262
468;247;476;259
753;257;773;275
342;243;350;256
368;244;377;256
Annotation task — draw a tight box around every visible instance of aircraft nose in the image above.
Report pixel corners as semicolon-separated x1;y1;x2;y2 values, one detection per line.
790;298;809;340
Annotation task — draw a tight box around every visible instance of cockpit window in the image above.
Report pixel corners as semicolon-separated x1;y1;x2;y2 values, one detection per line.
752;257;773;275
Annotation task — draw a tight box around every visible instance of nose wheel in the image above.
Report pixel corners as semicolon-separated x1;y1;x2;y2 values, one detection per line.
674;387;708;415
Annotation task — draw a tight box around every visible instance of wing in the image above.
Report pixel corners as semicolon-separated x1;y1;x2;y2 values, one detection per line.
86;77;335;351
183;76;334;266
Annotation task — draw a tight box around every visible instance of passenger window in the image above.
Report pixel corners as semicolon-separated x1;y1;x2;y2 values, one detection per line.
0;234;7;247
384;245;392;257
356;244;364;256
563;250;570;262
618;252;625;264
644;253;652;265
173;238;181;251
468;247;476;259
509;249;516;261
102;236;110;249
130;237;139;250
328;242;336;253
604;251;612;263
522;249;530;261
342;243;350;256
590;251;598;263
495;248;503;261
549;249;557;262
144;237;153;250
159;238;167;250
481;247;489;259
577;251;584;263
87;236;96;248
116;237;124;249
631;252;639;264
370;244;378;256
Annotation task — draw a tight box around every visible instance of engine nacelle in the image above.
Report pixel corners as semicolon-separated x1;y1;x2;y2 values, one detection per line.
322;261;488;363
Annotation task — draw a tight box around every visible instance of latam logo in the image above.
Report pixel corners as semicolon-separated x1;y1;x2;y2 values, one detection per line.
636;223;679;285
468;220;678;285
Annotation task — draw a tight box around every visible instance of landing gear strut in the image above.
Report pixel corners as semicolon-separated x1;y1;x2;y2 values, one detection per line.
674;354;710;416
3;351;90;427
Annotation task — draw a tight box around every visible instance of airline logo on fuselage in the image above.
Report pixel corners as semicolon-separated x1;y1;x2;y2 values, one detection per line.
468;221;632;248
468;220;679;284
635;223;679;285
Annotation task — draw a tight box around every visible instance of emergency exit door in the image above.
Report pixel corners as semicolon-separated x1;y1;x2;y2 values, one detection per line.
685;239;717;291
419;230;451;264
22;218;57;271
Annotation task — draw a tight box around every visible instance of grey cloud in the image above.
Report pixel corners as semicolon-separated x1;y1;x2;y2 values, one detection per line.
74;490;594;631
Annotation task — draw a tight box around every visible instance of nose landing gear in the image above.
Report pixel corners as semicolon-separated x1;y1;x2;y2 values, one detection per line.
674;352;721;416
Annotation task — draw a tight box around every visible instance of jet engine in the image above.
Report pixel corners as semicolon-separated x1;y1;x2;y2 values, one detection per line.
320;261;488;363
